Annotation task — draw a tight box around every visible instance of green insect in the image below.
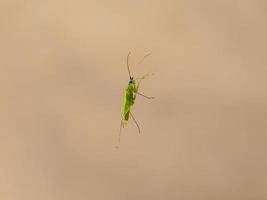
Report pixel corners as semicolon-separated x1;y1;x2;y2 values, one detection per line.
118;52;154;145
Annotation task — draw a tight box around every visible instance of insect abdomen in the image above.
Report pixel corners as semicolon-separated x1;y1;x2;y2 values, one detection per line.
122;84;134;121
124;111;130;121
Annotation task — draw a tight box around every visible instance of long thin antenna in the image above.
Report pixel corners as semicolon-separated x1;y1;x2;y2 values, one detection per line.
127;52;131;78
135;53;150;68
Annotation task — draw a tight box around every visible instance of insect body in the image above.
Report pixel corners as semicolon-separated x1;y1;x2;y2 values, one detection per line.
121;77;140;131
122;78;135;122
118;52;154;145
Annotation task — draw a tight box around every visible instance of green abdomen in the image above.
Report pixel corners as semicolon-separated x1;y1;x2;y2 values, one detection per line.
122;84;134;121
124;111;130;121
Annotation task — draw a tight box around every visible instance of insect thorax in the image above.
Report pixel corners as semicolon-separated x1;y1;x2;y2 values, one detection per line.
127;82;135;92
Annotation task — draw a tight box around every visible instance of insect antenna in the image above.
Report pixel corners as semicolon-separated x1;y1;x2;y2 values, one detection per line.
127;52;132;78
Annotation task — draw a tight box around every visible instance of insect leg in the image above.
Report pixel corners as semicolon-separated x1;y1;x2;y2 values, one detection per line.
135;72;154;81
135;53;150;67
116;119;124;148
129;112;141;134
137;92;155;99
133;80;141;101
134;72;154;96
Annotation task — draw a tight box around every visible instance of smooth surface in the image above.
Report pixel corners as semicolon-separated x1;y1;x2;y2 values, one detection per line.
1;1;267;199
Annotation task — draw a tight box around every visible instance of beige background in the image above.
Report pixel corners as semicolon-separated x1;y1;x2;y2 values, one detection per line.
1;0;267;199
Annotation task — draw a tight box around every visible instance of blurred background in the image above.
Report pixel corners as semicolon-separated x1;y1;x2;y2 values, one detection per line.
1;0;267;199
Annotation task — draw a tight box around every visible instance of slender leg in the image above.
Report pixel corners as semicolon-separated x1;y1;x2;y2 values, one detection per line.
133;80;140;101
130;112;141;134
116;119;123;148
135;53;150;67
135;72;154;81
137;92;154;99
134;80;154;100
